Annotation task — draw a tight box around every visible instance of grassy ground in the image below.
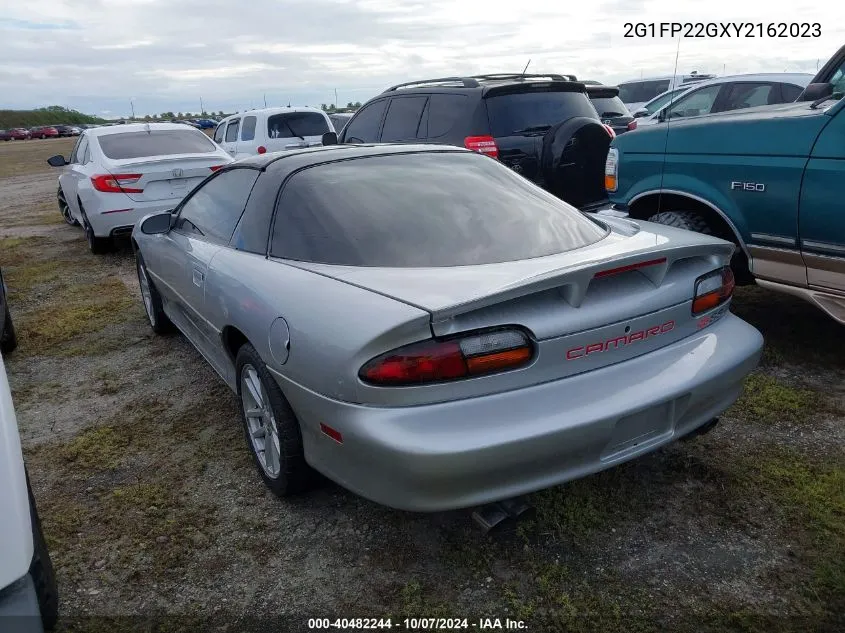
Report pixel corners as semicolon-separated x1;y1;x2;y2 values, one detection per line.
0;139;842;632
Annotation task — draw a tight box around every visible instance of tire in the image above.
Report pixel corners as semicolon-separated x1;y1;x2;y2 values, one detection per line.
26;473;59;630
235;343;311;497
135;253;174;334
1;301;17;354
41;134;46;140
80;206;112;254
647;210;713;234
57;188;78;226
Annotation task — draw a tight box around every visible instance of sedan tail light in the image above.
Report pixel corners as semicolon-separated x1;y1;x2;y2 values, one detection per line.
692;266;735;315
464;135;499;159
91;173;143;194
359;328;533;386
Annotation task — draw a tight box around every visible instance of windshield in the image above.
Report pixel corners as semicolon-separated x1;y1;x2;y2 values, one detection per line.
589;96;631;118
97;129;217;159
644;88;686;114
267;112;330;139
270;152;608;267
485;90;597;136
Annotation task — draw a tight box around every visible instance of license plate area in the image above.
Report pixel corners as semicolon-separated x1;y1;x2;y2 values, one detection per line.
600;401;677;461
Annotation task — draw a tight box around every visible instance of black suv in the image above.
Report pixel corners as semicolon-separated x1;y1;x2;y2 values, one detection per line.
336;74;614;210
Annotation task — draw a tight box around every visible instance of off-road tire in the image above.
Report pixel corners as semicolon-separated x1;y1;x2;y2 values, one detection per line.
647;210;713;234
235;343;312;498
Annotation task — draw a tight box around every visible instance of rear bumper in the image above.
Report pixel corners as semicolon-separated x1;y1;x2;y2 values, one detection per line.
87;199;176;238
280;313;763;512
0;575;44;633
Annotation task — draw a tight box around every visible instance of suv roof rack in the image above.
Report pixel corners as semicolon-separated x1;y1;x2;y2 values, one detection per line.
471;73;578;82
384;77;482;92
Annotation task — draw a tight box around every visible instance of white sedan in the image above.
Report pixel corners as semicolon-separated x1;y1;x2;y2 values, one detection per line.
48;123;233;253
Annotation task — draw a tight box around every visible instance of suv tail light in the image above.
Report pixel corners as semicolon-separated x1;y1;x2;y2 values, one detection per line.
692;266;735;315
209;165;225;172
627;120;637;131
90;173;143;194
464;135;499;159
602;124;616;139
359;328;533;386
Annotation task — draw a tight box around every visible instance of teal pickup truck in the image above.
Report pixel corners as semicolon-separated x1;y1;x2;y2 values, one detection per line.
603;45;845;325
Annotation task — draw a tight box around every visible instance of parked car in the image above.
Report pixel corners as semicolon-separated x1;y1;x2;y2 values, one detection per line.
170;119;201;129
618;71;717;112
328;112;353;134
632;86;693;118
131;143;763;512
53;125;76;138
633;73;813;127
213;107;333;159
0;130;9;142
193;119;218;129
602;46;845;324
336;73;615;211
0;351;59;630
1;266;17;355
30;127;59;140
6;128;32;141
47;122;233;253
586;85;637;135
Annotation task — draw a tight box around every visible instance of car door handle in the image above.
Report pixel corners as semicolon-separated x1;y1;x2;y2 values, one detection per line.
192;269;204;287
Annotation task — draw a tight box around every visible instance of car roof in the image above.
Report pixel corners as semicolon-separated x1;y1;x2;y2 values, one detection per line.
218;106;328;123
618;73;716;84
86;122;206;137
232;142;471;173
677;72;814;87
379;73;583;96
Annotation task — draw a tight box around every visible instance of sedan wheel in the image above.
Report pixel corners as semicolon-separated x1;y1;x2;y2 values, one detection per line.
236;344;310;497
57;189;77;226
135;253;173;334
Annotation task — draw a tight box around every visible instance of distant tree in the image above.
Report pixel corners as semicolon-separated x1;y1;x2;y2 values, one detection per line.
354;101;362;108
143;114;152;121
201;110;207;116
218;110;224;116
329;104;335;112
320;103;327;111
346;102;354;108
176;112;183;118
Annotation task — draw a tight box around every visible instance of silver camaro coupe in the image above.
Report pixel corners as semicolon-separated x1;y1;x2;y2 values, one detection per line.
132;143;763;512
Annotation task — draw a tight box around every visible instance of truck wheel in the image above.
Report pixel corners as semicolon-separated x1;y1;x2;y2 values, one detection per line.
647;210;713;234
27;474;59;630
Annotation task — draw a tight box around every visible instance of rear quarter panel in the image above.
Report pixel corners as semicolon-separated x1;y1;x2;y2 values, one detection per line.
611;109;831;243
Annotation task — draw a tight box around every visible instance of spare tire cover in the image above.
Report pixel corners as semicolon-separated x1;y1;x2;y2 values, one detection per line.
541;117;611;209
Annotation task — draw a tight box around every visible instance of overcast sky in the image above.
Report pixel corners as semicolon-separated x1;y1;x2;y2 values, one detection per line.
1;0;842;118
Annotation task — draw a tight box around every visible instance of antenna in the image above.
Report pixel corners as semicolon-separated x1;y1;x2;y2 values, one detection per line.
521;59;531;78
656;36;682;218
264;94;267;107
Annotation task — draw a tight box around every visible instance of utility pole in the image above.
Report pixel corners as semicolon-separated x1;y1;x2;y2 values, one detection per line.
130;99;135;119
264;94;267;107
334;88;338;109
200;96;204;114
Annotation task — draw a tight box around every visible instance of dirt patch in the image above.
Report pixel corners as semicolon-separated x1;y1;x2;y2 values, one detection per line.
0;140;843;633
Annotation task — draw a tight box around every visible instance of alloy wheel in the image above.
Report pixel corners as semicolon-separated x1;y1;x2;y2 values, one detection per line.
57;190;74;225
137;261;155;326
241;364;281;478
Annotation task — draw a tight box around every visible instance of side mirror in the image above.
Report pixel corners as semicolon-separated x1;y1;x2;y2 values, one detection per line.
801;82;833;102
322;131;338;146
47;155;68;167
140;212;173;235
633;109;649;118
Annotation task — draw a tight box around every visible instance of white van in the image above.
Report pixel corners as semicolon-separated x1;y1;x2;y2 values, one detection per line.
213;107;333;158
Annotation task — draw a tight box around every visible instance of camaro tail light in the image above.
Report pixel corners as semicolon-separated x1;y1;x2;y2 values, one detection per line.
594;257;666;279
692;266;735;315
359;328;533;386
91;173;143;193
464;135;499;159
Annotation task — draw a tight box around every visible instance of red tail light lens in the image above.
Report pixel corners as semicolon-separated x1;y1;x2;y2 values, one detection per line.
692;266;735;315
359;329;533;386
595;257;667;279
464;135;499;159
627;120;637;131
257;146;267;154
209;165;225;172
90;173;143;193
602;124;616;139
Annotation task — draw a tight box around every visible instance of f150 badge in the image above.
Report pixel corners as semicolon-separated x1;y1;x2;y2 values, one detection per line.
731;181;765;192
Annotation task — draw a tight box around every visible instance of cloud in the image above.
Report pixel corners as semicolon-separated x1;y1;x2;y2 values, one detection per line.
0;0;840;117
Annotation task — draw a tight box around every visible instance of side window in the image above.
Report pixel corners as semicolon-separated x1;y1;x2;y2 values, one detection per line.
380;97;428;142
80;137;91;163
665;84;722;119
719;83;776;111
341;100;387;143
68;136;83;163
174;168;260;245
213;122;226;143
225;119;240;143
780;83;804;102
425;94;467;138
241;116;257;142
829;64;845;96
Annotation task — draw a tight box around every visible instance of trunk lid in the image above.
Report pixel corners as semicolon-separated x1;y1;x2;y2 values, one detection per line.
106;155;226;202
286;218;734;382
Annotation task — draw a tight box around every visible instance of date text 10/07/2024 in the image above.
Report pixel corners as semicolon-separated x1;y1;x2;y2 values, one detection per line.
307;618;528;630
623;22;821;38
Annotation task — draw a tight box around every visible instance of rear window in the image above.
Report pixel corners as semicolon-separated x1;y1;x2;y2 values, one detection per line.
267;112;330;139
485;90;597;137
270;152;607;267
589;96;631;118
97;130;217;160
618;80;671;104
